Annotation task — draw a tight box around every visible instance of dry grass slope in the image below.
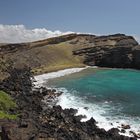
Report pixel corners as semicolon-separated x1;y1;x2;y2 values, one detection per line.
1;34;92;76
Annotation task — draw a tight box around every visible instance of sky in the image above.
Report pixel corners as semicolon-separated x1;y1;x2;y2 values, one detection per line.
0;0;140;43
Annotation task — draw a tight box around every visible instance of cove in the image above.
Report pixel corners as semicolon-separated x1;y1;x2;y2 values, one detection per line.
47;68;140;135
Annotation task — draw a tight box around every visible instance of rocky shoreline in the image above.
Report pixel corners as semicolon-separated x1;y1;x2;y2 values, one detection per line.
0;67;138;140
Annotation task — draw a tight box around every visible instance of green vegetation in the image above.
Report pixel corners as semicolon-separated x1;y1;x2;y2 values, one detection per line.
0;90;17;119
0;111;17;119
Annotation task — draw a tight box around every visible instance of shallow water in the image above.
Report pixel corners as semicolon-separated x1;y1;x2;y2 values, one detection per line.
46;68;140;136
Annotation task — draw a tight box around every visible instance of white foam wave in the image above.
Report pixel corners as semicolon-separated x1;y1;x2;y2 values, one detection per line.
55;87;140;138
55;87;107;121
34;66;90;87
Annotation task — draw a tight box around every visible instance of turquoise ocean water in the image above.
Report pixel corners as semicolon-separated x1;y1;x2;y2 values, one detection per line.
47;68;140;134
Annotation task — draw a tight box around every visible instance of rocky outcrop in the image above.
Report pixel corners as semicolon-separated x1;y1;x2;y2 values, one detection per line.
73;34;140;69
132;45;140;69
0;68;137;140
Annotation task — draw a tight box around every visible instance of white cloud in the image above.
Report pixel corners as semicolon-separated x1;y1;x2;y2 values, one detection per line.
0;24;73;43
0;24;139;45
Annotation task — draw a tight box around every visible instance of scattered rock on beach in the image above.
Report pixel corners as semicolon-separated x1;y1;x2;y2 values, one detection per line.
121;129;126;133
84;106;89;110
130;131;140;138
121;124;131;129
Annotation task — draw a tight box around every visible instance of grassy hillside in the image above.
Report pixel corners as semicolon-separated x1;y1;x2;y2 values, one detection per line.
0;34;94;76
31;42;87;74
0;90;17;119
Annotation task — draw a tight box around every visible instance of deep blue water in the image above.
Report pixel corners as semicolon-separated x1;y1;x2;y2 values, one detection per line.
48;68;140;118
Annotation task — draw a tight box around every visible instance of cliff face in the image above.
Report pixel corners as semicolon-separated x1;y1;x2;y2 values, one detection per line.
73;34;140;69
0;33;139;79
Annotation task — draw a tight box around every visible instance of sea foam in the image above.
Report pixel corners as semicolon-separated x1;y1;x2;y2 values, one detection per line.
54;87;140;138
